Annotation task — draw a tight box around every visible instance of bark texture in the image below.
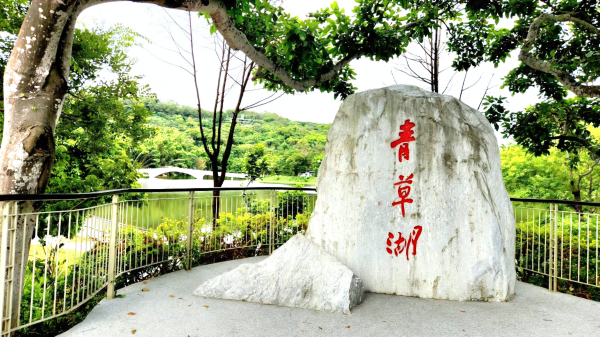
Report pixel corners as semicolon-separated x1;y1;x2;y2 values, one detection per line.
1;0;91;327
1;0;82;196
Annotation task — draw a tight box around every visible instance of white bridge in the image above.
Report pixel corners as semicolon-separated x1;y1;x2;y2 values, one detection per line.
137;167;256;189
137;167;292;189
139;167;246;181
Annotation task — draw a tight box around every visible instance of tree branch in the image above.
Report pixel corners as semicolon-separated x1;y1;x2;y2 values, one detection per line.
577;160;598;188
547;135;600;160
216;46;232;157
199;0;424;92
188;11;213;159
519;12;600;97
478;73;495;110
132;0;431;93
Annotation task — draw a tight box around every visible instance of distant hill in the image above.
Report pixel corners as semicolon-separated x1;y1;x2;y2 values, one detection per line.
138;98;330;176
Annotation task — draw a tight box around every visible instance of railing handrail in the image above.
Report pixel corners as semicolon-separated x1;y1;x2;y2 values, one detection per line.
0;186;320;334
0;189;597;206
0;186;318;202
509;197;600;207
15;187;591;204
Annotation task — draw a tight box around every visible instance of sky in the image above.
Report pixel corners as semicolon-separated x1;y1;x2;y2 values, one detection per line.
77;1;542;143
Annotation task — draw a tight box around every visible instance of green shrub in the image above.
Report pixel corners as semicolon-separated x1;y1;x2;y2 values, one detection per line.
516;217;600;301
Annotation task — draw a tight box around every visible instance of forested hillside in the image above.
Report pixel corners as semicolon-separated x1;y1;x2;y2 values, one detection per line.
134;98;330;176
138;98;600;205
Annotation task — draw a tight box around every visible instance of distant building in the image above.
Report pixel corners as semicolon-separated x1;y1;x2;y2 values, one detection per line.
299;171;315;178
227;114;255;124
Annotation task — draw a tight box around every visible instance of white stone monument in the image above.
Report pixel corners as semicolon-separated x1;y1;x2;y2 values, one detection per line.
194;85;516;310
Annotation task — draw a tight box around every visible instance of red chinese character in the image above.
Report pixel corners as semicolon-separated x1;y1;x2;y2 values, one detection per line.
390;119;416;162
386;226;423;260
392;174;414;217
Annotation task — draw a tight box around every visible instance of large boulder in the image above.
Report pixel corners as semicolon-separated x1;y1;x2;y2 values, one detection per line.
194;85;515;310
307;85;515;301
193;234;364;313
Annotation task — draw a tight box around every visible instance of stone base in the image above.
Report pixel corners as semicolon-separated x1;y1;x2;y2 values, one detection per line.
193;234;364;313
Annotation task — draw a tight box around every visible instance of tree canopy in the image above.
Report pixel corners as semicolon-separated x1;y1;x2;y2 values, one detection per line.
49;25;154;195
2;0;600;197
194;0;463;99
444;0;600;165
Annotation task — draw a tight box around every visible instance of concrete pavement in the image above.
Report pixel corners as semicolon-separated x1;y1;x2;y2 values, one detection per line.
60;257;600;337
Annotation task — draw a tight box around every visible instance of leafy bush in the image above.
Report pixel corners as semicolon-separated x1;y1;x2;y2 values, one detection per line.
516;217;600;301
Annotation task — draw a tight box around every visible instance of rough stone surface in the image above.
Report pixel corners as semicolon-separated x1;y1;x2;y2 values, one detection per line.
306;84;515;301
193;234;364;313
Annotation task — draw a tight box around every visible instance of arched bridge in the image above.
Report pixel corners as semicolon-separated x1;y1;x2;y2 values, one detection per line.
138;167;246;181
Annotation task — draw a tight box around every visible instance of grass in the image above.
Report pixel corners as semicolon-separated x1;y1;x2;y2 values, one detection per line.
28;237;92;267
259;175;316;186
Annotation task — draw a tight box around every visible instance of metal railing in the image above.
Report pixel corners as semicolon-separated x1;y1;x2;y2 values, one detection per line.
0;187;317;335
0;188;598;335
511;198;599;292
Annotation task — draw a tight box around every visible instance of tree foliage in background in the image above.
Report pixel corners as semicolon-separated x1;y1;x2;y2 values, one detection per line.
243;143;270;183
134;127;204;169
501;141;600;211
0;3;153;200
36;28;151;209
447;0;600;202
140;102;328;177
49;26;154;195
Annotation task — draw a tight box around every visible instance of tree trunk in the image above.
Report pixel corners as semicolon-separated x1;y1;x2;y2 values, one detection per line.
1;0;88;328
211;162;222;229
433;28;439;93
570;175;583;214
570;189;583;214
0;0;209;328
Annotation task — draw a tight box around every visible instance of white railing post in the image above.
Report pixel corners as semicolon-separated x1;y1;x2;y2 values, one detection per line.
548;204;554;292
269;190;275;255
107;195;119;300
0;202;14;336
553;204;559;292
186;191;195;271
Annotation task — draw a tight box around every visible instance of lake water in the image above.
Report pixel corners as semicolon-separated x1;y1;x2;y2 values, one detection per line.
126;179;317;228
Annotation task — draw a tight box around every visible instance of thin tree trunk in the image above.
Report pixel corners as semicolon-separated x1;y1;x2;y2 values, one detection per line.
433;27;439;93
571;189;583;214
570;177;584;215
211;158;222;229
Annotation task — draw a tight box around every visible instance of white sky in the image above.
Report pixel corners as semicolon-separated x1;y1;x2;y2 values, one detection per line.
78;1;542;144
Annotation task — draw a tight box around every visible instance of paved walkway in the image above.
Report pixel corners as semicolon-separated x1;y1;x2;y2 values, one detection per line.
61;257;600;337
